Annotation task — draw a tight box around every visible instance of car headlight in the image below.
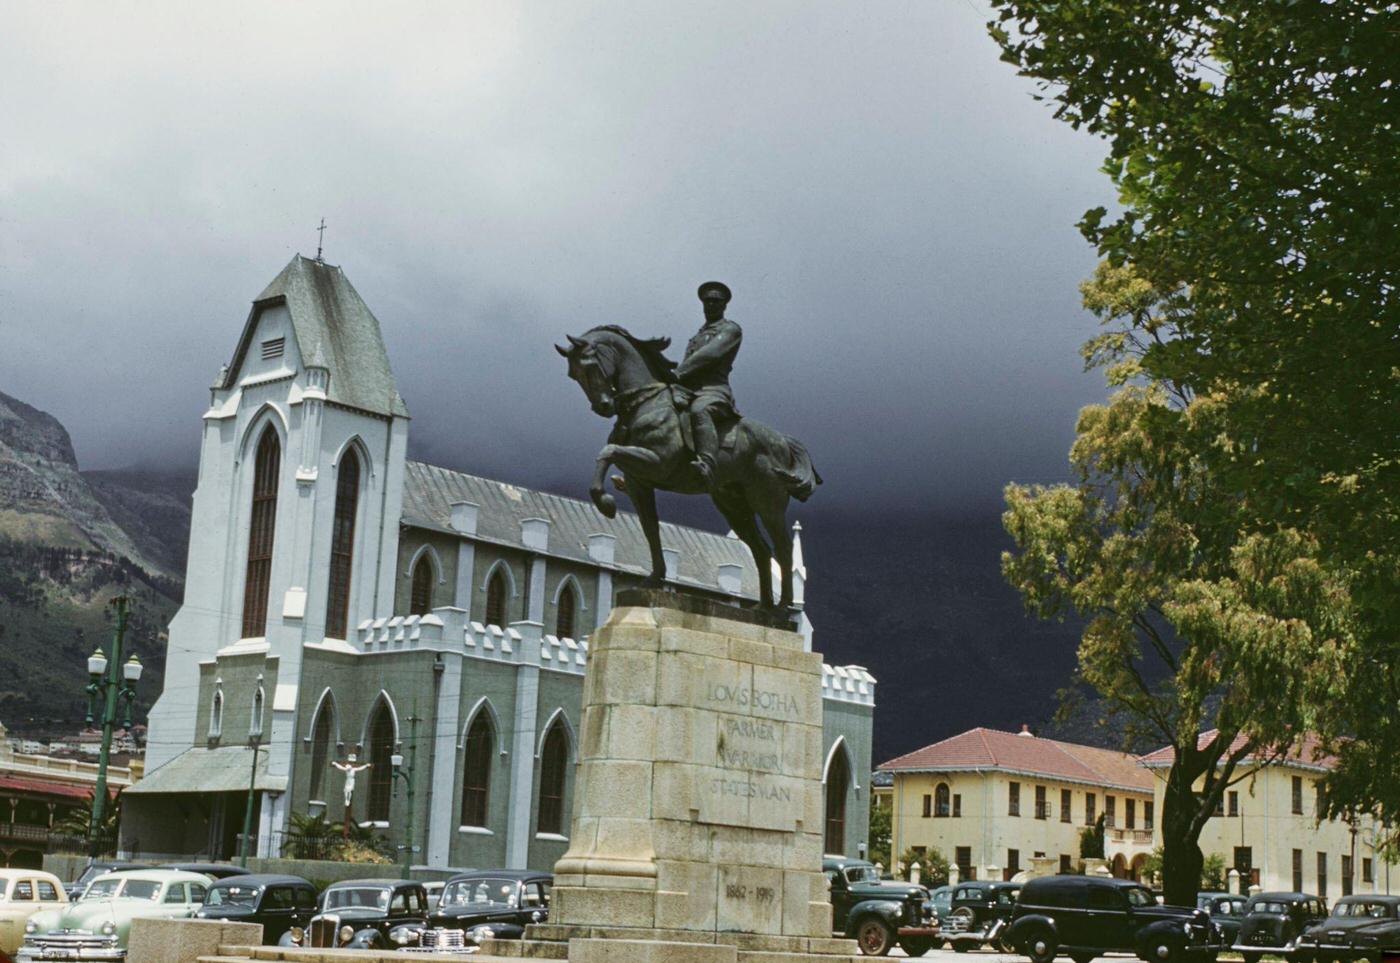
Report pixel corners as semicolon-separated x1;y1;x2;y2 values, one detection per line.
391;928;415;945
101;922;117;936
470;925;495;942
24;920;38;934
339;924;354;944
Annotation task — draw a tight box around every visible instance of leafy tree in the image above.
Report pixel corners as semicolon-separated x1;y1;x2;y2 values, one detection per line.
898;846;950;886
988;0;1397;832
1003;268;1353;907
1079;813;1105;860
987;0;1392;904
1141;848;1225;890
867;802;892;870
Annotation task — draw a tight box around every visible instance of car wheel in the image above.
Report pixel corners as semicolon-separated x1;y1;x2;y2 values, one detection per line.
1146;940;1178;963
855;917;895;957
1025;929;1058;963
901;937;935;957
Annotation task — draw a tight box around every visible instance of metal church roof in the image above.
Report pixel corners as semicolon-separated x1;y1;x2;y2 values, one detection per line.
401;461;761;600
224;255;409;419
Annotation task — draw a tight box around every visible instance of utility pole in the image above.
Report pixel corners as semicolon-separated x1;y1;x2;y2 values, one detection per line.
84;596;142;858
391;705;420;879
239;673;265;867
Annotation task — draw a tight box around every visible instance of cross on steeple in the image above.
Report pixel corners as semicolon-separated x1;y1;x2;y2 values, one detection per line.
315;218;327;261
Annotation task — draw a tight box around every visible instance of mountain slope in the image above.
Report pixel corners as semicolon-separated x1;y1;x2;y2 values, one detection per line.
0;391;183;736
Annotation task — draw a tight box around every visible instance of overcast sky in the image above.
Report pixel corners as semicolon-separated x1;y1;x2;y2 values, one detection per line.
1;0;1114;513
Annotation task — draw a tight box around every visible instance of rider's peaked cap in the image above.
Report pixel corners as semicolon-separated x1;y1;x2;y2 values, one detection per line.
697;281;732;304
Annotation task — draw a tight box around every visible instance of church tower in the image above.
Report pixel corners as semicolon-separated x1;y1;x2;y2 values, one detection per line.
144;257;410;843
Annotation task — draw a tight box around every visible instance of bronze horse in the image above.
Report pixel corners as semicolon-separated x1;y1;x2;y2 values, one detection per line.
557;325;820;610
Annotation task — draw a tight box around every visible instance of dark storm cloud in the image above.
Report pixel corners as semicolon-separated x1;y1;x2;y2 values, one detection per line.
0;0;1112;511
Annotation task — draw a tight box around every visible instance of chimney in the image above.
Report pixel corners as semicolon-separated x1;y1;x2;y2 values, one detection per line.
586;533;616;565
1018;724;1033;737
449;501;479;535
520;518;550;552
716;563;743;596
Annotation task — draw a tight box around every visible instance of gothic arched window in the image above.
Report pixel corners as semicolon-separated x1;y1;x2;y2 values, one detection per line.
935;782;951;818
537;721;569;835
460;712;495;828
824;748;850;855
366;701;395;822
324;450;360;639
241;426;281;639
485;567;508;628
410;553;435;616
555;581;578;640
309;697;335;802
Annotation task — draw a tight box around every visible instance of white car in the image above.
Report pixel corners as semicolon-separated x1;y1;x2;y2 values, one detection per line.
17;869;210;961
0;869;68;957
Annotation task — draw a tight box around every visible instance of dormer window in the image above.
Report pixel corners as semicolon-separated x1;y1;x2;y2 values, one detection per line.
261;337;286;361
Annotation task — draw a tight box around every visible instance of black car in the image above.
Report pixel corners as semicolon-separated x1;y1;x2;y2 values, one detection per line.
62;860;147;900
157;862;249;881
823;856;939;957
1296;894;1400;963
1007;874;1223;963
945;881;1021;952
1235;892;1329;962
1198;892;1249;946
390;870;553;950
280;878;429;949
195;874;319;944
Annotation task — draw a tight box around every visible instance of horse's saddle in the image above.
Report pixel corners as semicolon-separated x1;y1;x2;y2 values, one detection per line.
668;384;739;456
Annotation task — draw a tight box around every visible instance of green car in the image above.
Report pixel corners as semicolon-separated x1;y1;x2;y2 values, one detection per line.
17;869;211;961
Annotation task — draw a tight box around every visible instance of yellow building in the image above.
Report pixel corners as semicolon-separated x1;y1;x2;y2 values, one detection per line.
880;726;1155;882
1140;731;1398;897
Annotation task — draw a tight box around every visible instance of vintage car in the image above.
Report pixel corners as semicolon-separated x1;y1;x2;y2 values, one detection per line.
1007;875;1223;963
61;863;147;902
0;870;69;957
17;869;210;961
1235;891;1329;962
155;863;247;881
194;874;319;945
278;878;428;950
1198;892;1248;946
1295;894;1400;963
389;870;553;950
944;880;1020;952
824;856;939;957
926;885;956;944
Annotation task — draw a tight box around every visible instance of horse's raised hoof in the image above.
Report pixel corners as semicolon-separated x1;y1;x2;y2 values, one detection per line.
591;489;617;519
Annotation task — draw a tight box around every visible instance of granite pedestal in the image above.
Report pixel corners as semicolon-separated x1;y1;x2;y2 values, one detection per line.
494;591;860;963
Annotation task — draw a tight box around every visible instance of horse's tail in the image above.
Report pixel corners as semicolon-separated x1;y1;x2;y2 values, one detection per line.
774;434;822;502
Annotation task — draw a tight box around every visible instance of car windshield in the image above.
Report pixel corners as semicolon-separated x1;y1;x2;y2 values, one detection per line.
1127;887;1156;907
844;866;879;884
324;887;391;911
1336;902;1394;919
207;885;261;907
81;878;125;900
442;878;519;907
1253;901;1288;915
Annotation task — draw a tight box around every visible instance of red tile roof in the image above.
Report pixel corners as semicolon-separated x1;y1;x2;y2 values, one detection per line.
0;775;111;801
878;727;1154;793
1138;730;1337;771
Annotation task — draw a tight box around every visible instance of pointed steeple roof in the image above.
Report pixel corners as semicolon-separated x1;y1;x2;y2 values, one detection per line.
223;255;409;418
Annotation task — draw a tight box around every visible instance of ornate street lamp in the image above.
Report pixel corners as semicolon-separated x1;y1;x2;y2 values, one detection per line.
83;597;140;857
390;707;420;879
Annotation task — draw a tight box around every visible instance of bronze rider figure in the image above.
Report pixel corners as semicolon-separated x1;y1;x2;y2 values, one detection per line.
675;281;741;486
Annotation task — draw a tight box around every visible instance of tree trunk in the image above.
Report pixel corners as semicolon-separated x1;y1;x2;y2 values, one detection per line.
1161;759;1206;907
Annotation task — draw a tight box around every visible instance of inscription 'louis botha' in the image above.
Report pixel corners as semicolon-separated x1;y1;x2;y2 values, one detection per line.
705;681;800;716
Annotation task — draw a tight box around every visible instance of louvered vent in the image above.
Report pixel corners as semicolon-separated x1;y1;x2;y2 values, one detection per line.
261;337;285;360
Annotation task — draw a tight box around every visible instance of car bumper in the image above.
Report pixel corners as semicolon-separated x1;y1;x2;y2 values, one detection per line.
1233;941;1300;954
897;926;941;938
16;949;126;961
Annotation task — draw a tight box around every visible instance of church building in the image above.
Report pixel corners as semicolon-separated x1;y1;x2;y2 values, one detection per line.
122;255;875;873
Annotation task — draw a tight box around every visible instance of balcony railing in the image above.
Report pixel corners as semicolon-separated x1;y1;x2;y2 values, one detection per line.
1109;828;1154;845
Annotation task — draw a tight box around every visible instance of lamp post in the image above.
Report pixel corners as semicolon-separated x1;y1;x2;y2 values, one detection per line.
390;706;420;879
239;674;265;868
83;596;142;858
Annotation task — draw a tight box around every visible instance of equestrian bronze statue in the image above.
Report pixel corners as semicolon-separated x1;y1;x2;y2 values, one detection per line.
556;282;820;610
